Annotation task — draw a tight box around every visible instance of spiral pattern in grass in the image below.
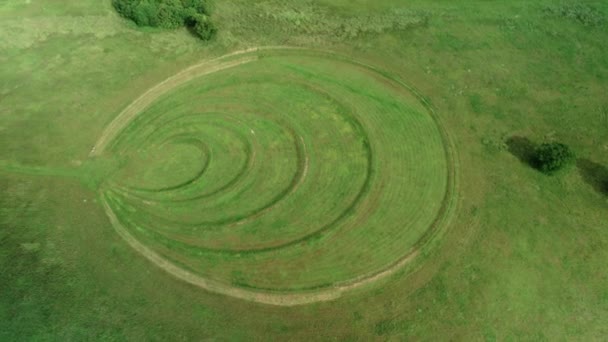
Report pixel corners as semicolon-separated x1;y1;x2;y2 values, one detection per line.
94;48;455;305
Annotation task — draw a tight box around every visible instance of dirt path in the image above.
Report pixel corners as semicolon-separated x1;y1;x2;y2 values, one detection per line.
91;46;314;156
91;56;257;156
95;47;459;306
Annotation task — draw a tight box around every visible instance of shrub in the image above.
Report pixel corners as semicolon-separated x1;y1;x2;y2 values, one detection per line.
112;0;216;40
190;14;216;40
534;142;575;174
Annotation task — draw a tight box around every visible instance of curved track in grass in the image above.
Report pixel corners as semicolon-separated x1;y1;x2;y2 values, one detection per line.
93;47;458;306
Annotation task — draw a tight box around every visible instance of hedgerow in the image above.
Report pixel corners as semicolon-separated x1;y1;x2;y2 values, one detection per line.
112;0;216;40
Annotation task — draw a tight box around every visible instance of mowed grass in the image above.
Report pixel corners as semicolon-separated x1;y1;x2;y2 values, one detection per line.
99;49;449;292
1;0;607;340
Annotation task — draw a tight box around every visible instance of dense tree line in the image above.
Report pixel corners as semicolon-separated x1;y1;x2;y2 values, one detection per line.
112;0;216;40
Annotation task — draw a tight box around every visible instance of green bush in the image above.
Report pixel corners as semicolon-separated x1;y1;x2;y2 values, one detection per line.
112;0;215;40
534;142;575;174
190;14;216;40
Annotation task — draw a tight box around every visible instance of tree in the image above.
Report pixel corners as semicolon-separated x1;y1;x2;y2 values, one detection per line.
534;142;575;174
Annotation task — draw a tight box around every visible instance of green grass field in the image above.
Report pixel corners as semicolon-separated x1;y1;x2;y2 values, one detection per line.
1;0;607;340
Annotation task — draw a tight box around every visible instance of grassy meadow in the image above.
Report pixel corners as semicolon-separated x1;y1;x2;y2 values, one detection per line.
1;0;607;340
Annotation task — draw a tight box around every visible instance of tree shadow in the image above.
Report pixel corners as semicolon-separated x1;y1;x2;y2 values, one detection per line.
577;159;608;196
505;136;538;168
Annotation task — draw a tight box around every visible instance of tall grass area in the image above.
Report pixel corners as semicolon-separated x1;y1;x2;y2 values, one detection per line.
1;0;607;340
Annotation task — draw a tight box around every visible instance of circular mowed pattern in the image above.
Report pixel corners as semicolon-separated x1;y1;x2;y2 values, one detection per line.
94;48;454;305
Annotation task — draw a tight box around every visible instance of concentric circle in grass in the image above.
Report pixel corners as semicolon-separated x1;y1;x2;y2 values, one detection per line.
94;48;456;305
